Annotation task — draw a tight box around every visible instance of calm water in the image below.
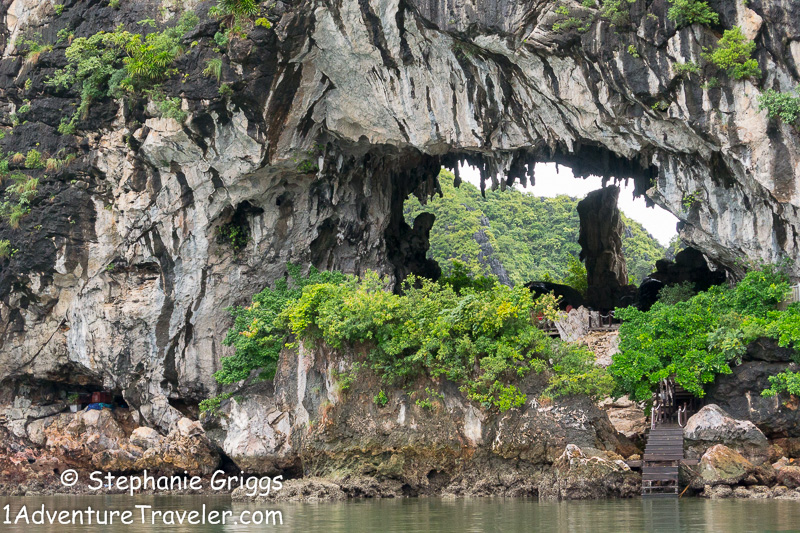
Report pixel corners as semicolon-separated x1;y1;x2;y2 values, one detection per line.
1;495;799;532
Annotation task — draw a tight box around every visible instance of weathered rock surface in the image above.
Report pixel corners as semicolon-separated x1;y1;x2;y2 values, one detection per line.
706;362;800;438
693;444;756;488
600;396;647;440
539;444;639;500
637;247;727;310
200;342;639;499
775;465;800;489
685;404;770;464
0;407;220;489
577;186;630;311
0;0;797;490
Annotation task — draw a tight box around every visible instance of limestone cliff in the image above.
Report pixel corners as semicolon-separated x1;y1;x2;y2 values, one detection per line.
0;0;797;432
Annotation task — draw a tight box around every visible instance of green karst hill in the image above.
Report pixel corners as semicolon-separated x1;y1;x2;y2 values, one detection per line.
404;170;667;286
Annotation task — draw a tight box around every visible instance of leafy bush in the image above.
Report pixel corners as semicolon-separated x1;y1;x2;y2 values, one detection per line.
211;265;613;411
667;0;719;28
762;371;800;398
217;0;259;18
600;0;635;26
216;221;249;252
657;281;695;305
0;173;38;228
610;264;795;402
151;93;187;122
0;239;12;259
758;86;800;126
673;61;700;76
16;37;53;62
563;255;588;296
552;16;592;33
45;12;198;131
219;83;234;97
214;266;348;385
373;390;388;407
24;149;44;169
702;26;760;80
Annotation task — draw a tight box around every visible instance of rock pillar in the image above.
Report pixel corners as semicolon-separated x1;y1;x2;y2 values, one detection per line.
577;186;628;310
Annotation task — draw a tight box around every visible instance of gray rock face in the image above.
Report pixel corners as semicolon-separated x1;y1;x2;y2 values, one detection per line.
577;186;629;310
0;0;798;433
200;341;638;498
706;361;800;438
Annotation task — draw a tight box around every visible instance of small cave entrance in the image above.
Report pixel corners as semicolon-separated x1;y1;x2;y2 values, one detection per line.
214;201;264;254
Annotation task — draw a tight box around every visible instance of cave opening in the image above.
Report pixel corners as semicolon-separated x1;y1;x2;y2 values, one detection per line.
402;153;727;311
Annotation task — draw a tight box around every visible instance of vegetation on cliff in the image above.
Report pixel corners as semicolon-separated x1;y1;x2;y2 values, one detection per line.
205;265;613;412
404;170;666;287
610;264;800;402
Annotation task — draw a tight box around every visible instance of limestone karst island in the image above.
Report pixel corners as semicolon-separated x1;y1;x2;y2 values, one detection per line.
0;0;799;530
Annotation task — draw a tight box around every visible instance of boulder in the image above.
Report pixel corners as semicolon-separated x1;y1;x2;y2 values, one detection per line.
692;444;755;488
130;427;162;450
539;444;639;500
775;465;800;489
176;417;204;438
600;397;647;440
684;404;769;464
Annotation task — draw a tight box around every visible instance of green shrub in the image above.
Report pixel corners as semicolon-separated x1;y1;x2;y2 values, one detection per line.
214;266;348;385
610;264;795;402
45;12;198;130
658;281;696;304
415;397;434;410
217;0;259;18
600;0;635;26
255;17;272;29
667;0;719;28
673;61;700;76
563;255;588;296
0;173;38;228
219;83;234;97
702;26;760;80
762;371;800;398
373;390;389;407
758;86;800;126
204;57;223;82
627;44;640;58
199;392;232;414
553;16;593;33
0;239;12;259
16;37;53;62
151;93;187;122
210;265;613;411
217;221;249;252
24;149;44;169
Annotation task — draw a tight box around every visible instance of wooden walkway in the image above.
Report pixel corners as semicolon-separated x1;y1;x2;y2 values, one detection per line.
642;424;684;498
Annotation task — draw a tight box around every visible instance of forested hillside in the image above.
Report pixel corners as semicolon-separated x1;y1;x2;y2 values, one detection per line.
405;170;667;286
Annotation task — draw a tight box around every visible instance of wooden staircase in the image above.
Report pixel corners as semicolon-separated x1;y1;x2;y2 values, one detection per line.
642;424;684;498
